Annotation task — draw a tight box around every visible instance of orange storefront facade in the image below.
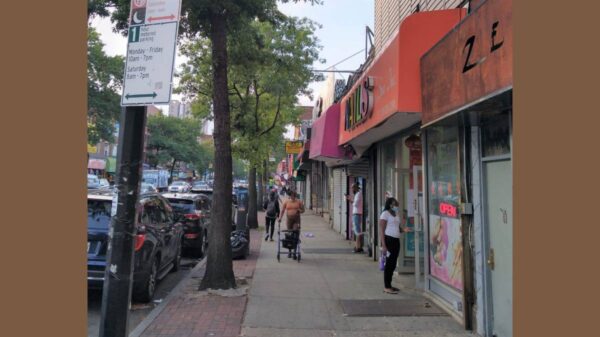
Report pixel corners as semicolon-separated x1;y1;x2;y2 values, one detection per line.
329;9;467;295
419;1;512;336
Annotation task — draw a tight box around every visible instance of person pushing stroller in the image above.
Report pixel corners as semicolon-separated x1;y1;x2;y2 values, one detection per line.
278;190;305;259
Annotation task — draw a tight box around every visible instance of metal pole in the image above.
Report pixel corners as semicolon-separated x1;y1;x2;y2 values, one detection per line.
413;165;422;289
99;106;147;337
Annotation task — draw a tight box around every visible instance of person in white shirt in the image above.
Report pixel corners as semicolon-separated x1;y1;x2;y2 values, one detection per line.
379;197;411;294
346;183;364;253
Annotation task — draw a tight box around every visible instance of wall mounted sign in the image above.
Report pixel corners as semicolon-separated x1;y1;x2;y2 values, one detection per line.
344;77;374;130
285;141;304;154
421;0;512;125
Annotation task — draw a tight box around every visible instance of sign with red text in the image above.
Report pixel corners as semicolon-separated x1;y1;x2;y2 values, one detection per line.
129;0;181;26
121;0;182;106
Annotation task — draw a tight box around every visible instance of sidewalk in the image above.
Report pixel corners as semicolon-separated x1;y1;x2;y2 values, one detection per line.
135;225;263;337
133;210;476;337
241;211;476;337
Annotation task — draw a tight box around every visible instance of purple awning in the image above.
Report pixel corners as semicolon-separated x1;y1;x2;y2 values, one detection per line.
309;104;347;163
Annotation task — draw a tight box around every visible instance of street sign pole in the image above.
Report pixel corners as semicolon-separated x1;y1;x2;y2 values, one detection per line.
100;1;181;334
99;106;147;337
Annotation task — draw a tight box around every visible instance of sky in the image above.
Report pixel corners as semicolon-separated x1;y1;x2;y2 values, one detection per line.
90;0;375;134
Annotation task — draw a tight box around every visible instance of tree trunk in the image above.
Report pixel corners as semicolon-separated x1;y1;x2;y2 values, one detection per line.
169;158;177;184
257;163;264;210
263;159;268;192
200;13;236;290
247;165;258;229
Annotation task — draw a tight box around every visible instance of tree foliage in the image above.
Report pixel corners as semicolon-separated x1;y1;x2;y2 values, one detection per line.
178;15;322;227
93;0;322;290
178;17;321;167
146;115;204;175
88;26;124;145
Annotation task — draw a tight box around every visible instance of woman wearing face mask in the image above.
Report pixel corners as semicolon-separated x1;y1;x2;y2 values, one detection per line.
379;197;411;294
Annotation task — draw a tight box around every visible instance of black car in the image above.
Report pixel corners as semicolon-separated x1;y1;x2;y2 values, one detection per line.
162;193;211;258
87;190;184;302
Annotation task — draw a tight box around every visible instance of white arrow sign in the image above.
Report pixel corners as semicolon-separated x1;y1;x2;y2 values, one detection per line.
121;22;178;105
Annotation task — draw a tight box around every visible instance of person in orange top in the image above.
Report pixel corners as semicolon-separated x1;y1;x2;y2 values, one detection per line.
278;190;305;259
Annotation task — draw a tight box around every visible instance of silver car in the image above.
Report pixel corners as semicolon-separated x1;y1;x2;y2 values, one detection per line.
168;181;191;193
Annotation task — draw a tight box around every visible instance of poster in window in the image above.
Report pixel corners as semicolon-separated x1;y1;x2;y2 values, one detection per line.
428;214;463;290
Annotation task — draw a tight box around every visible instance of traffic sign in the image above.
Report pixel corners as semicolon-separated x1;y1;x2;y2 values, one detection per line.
130;0;181;26
121;0;181;106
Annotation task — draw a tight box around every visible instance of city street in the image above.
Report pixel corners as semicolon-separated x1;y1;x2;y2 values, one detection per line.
85;1;514;337
87;257;200;337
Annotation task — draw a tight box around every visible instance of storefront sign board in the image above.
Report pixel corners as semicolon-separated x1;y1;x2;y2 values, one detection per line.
421;0;512;125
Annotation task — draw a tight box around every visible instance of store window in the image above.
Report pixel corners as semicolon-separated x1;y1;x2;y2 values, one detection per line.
481;110;511;158
426;125;463;291
381;140;396;206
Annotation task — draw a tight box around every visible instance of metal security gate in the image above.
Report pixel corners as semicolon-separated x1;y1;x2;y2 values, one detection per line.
333;168;346;233
341;170;348;237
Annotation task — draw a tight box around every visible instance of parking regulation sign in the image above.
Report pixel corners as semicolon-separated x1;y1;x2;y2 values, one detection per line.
121;0;182;106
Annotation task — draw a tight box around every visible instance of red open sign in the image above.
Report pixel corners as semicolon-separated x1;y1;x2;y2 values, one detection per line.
439;202;457;217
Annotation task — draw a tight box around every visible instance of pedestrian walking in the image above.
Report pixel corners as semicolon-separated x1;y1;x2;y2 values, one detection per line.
278;190;305;259
379;197;412;294
263;191;280;241
346;183;364;253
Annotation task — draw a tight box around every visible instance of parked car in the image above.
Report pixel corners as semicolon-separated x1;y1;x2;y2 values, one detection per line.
87;190;184;302
141;183;158;193
168;181;191;193
162;193;211;257
88;174;100;189
192;181;210;191
190;184;213;196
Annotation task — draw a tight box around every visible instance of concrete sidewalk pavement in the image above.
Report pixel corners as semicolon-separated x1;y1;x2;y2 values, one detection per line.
130;209;476;337
241;211;476;337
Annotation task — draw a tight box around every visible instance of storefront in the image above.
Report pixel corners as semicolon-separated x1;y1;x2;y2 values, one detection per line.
88;158;106;177
309;103;353;235
374;128;425;272
336;9;465;260
420;0;512;335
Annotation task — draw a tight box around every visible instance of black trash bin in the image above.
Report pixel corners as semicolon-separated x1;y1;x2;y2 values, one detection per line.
232;187;250;258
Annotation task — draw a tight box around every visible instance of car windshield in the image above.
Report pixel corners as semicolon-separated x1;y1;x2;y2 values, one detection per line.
193;182;206;186
167;199;195;214
88;199;112;230
172;181;186;186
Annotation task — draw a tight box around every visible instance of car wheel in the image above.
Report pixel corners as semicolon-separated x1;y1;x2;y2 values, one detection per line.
171;243;182;272
133;258;158;303
200;230;208;258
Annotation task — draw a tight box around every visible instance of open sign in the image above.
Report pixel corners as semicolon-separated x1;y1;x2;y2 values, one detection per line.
439;202;458;218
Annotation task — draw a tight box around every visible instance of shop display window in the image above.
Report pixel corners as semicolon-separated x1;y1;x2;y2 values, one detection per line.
426;125;463;291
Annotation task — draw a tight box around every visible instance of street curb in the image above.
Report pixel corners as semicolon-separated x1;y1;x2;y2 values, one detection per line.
128;256;207;337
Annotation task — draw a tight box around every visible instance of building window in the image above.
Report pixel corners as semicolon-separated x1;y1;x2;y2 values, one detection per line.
481;110;511;158
426;125;463;291
381;140;396;205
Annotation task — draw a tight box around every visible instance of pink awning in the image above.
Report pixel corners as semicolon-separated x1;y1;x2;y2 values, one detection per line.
88;159;106;170
309;104;347;163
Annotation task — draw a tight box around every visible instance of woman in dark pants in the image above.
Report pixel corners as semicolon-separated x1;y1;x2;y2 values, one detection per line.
379;197;411;294
263;191;280;241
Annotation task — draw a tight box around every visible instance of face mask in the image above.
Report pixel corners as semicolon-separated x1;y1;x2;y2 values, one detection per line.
392;206;399;213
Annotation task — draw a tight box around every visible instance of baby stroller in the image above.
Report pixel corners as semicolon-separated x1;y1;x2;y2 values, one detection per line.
276;219;301;262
